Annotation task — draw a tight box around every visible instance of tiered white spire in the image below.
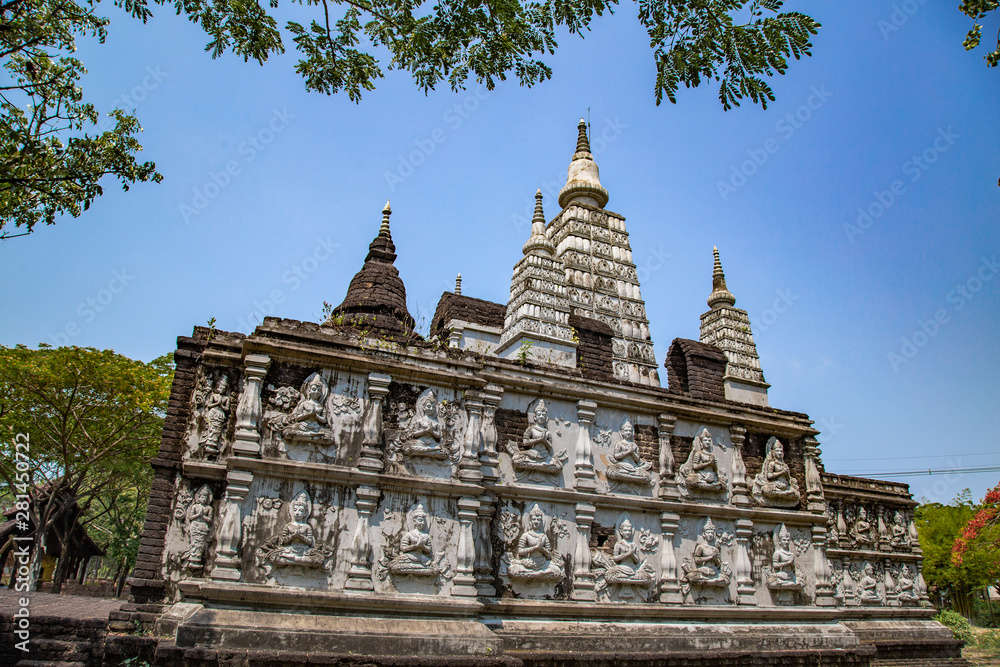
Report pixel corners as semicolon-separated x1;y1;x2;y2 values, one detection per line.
497;190;576;367
546;119;659;385
699;247;769;405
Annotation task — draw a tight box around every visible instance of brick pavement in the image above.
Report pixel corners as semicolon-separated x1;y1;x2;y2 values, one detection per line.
0;588;122;620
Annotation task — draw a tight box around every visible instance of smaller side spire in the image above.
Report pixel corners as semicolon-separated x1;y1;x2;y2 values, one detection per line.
522;189;556;256
575;118;591;154
455;273;462;295
379;200;392;238
707;246;736;309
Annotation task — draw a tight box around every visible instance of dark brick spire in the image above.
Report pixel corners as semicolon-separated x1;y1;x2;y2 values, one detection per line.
332;201;415;334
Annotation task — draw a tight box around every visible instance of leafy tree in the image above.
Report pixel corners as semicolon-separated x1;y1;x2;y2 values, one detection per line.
952;483;1000;598
960;1;1000;68
0;0;821;238
0;0;162;239
0;345;173;592
916;490;995;618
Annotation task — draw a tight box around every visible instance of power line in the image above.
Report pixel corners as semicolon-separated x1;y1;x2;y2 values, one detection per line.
837;465;1000;479
825;451;999;463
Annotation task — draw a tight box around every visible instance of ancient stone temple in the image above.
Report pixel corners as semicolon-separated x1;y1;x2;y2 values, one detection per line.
117;121;964;666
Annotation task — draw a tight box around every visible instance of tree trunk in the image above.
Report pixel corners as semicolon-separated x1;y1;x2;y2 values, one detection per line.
77;556;91;584
51;547;73;594
115;565;130;598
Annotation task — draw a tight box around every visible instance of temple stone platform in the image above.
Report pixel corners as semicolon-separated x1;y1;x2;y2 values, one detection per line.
102;121;966;667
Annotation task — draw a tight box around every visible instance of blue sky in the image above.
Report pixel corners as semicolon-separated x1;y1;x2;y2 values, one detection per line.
1;2;997;502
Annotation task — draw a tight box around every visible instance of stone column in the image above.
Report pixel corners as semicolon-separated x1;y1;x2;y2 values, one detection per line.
659;511;682;604
915;562;930;605
803;435;826;513
452;497;480;597
474;495;496;596
570;502;596;601
842;559;857;606
459;392;484;484
734;518;756;605
210;470;253;581
729;424;750;507
884;558;898;607
877;506;891;553
907;510;920;551
574;400;597;493
657;413;678;500
358;372;391;473
813;524;836;606
345;486;380;591
232;355;270;457
479;384;503;484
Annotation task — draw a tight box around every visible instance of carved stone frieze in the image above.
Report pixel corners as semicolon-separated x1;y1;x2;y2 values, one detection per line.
501;504;566;588
255;491;335;582
591;512;658;602
196;372;231;458
376;502;453;586
605;417;653;491
503;399;568;484
676;427;728;498
680;518;734;602
750;437;801;508
174;483;214;572
763;524;805;604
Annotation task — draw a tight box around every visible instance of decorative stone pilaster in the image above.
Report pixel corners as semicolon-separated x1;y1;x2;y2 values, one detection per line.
842;559;856;606
908;511;921;553
574;400;597;492
915;562;930;605
459;392;484;483
358;372;391;473
734;518;756;605
884;558;898;607
729;424;750;507
345;486;380;591
877;505;892;552
657;413;678;500
479;384;502;484
570;502;596;600
803;436;825;513
452;497;480;597
658;511;682;604
210;470;253;581
813;524;835;606
232;355;270;456
475;495;496;596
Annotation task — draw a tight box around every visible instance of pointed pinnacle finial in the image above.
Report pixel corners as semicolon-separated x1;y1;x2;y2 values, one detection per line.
575;118;591;154
522;188;555;256
379;200;392;236
533;189;544;224
455;273;462;295
708;246;736;309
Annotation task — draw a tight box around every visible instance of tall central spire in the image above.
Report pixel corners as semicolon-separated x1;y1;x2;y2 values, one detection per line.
558;118;609;209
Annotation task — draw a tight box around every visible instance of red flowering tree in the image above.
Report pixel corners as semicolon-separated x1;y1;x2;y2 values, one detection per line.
952;484;1000;600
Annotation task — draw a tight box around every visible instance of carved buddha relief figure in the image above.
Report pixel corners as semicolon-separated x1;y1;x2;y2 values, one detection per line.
278;373;337;445
765;524;804;601
592;513;657;601
377;503;452;584
894;564;920;604
505;399;568;482
856;561;884;605
677;428;728;496
182;484;213;571
199;375;230;456
750;437;800;508
851;506;876;549
681;518;732;598
397;390;448;459
506;504;565;581
605;418;653;490
257;491;334;577
890;511;910;550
